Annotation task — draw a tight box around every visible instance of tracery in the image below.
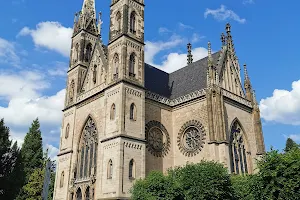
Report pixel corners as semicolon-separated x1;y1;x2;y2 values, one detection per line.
230;120;248;174
75;117;98;181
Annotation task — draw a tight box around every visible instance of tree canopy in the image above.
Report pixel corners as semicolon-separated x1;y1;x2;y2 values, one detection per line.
131;161;235;200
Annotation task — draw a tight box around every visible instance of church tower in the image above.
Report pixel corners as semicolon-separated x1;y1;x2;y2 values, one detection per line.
108;0;145;85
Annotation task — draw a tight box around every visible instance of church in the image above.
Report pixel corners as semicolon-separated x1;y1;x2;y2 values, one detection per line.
53;0;265;199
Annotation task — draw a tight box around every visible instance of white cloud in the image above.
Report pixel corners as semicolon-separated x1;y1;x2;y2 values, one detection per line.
145;35;184;64
0;71;65;127
178;22;194;30
158;27;171;34
47;61;68;77
153;47;208;73
45;144;59;162
288;134;300;142
0;37;20;66
204;5;246;24
260;80;300;125
145;34;209;73
18;22;72;57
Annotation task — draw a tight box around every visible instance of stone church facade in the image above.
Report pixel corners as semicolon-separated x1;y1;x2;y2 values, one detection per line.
53;0;265;199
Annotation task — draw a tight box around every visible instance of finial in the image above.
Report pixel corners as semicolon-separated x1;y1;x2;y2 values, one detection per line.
221;33;226;46
208;41;214;67
208;41;212;57
98;12;103;37
252;89;258;105
187;43;193;65
226;23;231;35
244;63;249;80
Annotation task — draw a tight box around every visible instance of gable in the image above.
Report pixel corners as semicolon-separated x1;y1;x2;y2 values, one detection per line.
81;41;108;93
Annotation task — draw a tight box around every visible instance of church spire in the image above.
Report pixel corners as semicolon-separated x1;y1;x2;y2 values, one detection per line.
81;0;96;16
187;43;193;65
208;41;213;66
244;64;253;101
225;23;236;56
73;0;99;36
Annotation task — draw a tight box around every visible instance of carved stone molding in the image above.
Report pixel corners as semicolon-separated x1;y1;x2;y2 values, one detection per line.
222;89;252;108
103;142;119;149
107;88;120;97
145;89;206;107
124;142;142;150
145;121;170;157
125;87;142;97
64;110;74;117
76;92;104;109
177;120;206;157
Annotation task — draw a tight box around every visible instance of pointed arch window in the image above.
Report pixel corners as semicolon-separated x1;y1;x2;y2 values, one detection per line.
113;54;119;80
230;120;248;174
116;12;121;33
85;43;93;62
60;171;64;188
129;53;135;77
130;103;137;121
76;188;82;200
129;159;135;179
93;65;97;84
69;80;75;104
110;104;116;120
107;159;113;179
85;187;90;200
76;117;98;180
74;43;79;63
130;11;136;34
65;124;70;139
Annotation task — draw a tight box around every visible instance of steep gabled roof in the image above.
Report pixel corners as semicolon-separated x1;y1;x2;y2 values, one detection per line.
145;51;221;99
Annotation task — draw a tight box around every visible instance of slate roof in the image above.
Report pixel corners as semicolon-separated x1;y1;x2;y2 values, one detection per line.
145;51;221;99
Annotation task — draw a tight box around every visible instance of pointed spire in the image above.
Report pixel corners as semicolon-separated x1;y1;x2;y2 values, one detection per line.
98;12;103;38
73;0;98;36
221;33;226;46
225;23;236;56
187;43;193;65
208;41;213;66
244;63;249;81
81;0;96;17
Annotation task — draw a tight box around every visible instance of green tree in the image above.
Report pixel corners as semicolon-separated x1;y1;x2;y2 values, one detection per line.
21;118;43;177
257;148;300;199
131;161;234;200
23;167;45;200
175;161;234;200
284;138;299;152
231;174;266;200
131;171;183;200
17;118;44;200
0;118;23;200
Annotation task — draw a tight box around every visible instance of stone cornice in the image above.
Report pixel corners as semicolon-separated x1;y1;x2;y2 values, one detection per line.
145;88;252;109
145;89;207;107
221;89;252;108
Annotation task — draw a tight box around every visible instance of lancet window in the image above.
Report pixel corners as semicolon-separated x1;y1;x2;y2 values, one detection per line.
115;12;121;33
85;43;93;62
130;103;136;120
129;53;135;77
113;54;119;80
107;159;113;179
65;123;70;139
76;188;82;200
129;159;135;179
230;120;248;174
93;65;97;84
130;11;136;33
76;117;98;180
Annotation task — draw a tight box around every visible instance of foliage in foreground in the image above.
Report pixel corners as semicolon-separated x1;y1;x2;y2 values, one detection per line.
131;139;300;200
131;161;234;200
0;118;23;200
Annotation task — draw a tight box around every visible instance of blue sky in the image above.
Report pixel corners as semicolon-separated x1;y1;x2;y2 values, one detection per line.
0;0;299;160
